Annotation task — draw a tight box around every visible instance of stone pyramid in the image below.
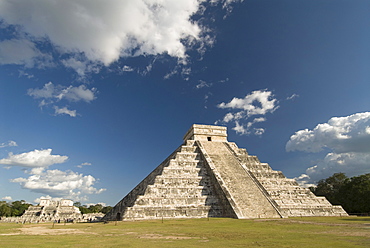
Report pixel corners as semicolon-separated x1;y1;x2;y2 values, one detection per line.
103;124;347;221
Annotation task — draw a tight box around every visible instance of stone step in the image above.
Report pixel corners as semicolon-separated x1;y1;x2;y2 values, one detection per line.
267;189;313;196
123;205;222;219
180;146;199;153
134;196;220;206
161;168;203;176
167;159;202;168
144;186;209;196
154;177;210;186
174;153;201;161
252;171;285;178
274;198;332;206
259;180;299;187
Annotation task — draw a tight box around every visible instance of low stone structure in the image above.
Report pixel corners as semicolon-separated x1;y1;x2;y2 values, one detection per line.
0;199;82;223
103;124;348;221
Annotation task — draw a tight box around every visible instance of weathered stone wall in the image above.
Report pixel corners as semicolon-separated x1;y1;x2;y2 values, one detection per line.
197;141;282;218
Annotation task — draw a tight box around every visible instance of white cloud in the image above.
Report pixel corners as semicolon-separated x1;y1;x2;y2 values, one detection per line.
33;195;61;204
2;196;12;201
293;174;316;188
286;112;370;153
0;0;243;74
286;93;299;100
27;82;96;116
0;38;52;68
0;140;18;148
217;89;278;135
76;162;92;168
0;149;68;168
196;80;211;89
122;65;134;72
253;128;265;136
28;82;97;103
286;112;370;183
232;121;248;135
61;57;100;77
218;90;278;116
54;106;77;117
11;169;105;201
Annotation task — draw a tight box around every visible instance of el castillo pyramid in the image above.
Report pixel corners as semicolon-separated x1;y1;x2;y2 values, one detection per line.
103;124;347;221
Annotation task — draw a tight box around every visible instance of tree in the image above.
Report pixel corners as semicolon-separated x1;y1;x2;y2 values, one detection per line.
0;201;11;217
79;205;92;214
101;206;113;214
338;174;370;213
311;173;370;214
88;204;103;213
10;200;32;216
311;172;348;205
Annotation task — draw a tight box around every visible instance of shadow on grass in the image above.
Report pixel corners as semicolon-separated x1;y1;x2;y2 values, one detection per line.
341;217;370;222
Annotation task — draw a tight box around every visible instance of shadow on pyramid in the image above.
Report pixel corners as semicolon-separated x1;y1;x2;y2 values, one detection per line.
103;124;347;221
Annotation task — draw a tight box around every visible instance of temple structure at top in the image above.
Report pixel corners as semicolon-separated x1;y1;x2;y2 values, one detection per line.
103;124;347;221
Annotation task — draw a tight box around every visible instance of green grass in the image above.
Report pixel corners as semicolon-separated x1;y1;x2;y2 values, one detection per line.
0;217;369;247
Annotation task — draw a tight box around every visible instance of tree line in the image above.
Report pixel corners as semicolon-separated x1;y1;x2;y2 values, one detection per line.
310;172;370;214
73;202;112;215
0;200;32;217
0;200;112;217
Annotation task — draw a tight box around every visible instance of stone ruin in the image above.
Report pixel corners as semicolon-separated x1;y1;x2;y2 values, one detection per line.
24;199;81;221
103;124;348;221
0;199;103;223
20;199;82;223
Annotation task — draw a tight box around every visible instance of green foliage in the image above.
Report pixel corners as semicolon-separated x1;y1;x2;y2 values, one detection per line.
78;204;110;214
78;206;92;214
101;206;113;214
88;204;103;213
311;173;370;213
10;200;32;216
0;200;32;217
0;201;11;217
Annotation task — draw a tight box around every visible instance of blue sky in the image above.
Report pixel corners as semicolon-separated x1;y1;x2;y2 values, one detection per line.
0;0;369;206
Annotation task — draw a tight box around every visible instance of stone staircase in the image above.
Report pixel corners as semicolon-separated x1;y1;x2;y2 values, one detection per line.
106;140;225;220
227;143;348;217
197;141;282;219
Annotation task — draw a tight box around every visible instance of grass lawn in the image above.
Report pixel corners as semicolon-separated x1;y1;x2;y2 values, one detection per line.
0;217;369;247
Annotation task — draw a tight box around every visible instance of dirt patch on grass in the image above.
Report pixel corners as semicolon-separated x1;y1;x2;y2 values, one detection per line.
19;226;89;235
139;233;199;240
0;225;94;236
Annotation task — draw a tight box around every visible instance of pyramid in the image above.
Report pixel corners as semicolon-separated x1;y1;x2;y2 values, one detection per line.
103;124;347;221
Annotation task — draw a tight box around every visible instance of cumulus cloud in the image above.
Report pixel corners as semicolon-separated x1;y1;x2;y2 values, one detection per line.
2;196;12;201
11;169;105;201
0;39;53;68
286;112;370;183
27;82;97;116
33;195;60;204
216;89;278;135
0;140;17;148
0;0;243;74
286;112;370;153
0;149;68;168
28;82;97;103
